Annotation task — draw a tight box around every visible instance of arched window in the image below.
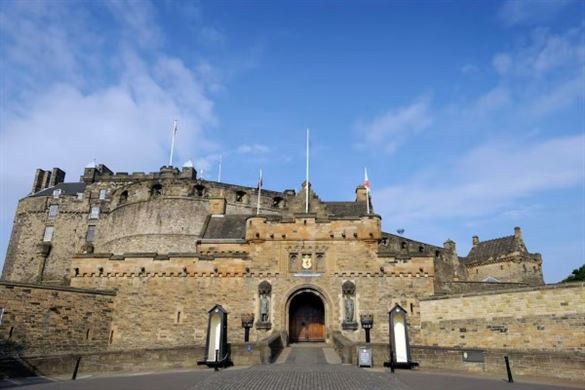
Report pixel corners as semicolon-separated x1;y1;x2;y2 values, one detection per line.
119;190;128;204
401;241;407;250
150;184;163;198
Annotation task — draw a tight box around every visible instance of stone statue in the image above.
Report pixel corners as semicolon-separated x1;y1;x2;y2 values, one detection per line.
260;294;270;322
344;294;354;323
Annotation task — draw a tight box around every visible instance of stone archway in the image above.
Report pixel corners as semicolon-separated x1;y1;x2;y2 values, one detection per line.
284;286;330;343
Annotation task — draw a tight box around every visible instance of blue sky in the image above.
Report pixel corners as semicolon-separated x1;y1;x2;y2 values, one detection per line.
0;0;583;283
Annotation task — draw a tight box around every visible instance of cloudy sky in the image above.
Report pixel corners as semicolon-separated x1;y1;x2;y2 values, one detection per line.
0;0;583;282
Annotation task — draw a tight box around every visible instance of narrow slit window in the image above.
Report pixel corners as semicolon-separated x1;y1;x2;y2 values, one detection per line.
43;226;54;242
48;205;59;219
177;311;181;323
89;206;100;219
86;225;96;242
109;330;114;344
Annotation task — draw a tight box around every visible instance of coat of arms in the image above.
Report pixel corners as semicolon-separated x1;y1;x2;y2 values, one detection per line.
301;254;312;270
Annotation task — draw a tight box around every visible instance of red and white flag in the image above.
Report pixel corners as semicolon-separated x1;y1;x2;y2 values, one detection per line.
364;167;371;214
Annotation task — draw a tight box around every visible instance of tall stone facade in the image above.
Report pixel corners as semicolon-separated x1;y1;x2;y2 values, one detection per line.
2;163;558;373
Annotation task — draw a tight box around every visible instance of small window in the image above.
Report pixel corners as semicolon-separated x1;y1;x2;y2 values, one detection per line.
235;190;246;202
418;246;424;253
193;184;205;197
86;226;96;242
76;192;84;200
401;241;407;250
119;190;128;204
48;205;59;218
272;196;283;208
99;189;108;200
43;226;54;242
89;206;100;219
52;189;62;198
151;184;163;198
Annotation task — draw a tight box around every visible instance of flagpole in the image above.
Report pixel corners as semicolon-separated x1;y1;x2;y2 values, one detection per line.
169;120;178;167
365;167;370;214
256;169;262;215
305;128;310;213
218;154;222;182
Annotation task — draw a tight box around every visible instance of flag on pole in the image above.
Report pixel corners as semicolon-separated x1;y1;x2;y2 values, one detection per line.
168;119;178;167
364;167;371;214
305;128;310;213
256;169;263;215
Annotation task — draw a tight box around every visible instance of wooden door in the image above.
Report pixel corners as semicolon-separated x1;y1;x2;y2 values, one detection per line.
289;294;325;342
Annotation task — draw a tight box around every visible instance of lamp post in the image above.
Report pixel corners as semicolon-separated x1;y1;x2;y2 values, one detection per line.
241;313;254;342
360;313;374;343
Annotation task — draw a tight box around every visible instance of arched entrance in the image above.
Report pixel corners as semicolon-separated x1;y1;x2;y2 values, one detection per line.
288;291;325;342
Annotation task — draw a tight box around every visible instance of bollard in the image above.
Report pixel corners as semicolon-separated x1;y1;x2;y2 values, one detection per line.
71;356;82;380
504;356;514;383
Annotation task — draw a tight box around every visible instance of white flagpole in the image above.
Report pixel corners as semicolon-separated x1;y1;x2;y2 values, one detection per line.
256;169;262;215
365;167;370;214
168;119;178;167
217;154;222;182
305;128;310;213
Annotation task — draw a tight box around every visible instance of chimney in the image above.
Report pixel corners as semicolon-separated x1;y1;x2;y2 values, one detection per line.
32;169;47;193
355;185;368;202
40;170;52;190
472;235;479;246
49;168;66;187
514;226;522;240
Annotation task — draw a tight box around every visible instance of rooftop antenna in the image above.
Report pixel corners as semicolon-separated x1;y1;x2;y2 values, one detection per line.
217;155;222;182
305;128;310;213
168;119;178;167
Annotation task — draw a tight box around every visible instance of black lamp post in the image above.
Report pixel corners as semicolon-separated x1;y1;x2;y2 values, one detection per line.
360;314;374;343
241;313;254;342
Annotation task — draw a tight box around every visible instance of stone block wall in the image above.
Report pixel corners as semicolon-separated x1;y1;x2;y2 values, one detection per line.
466;257;543;285
419;282;585;352
0;281;115;357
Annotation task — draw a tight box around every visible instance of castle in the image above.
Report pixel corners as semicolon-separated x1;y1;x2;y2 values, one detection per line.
1;163;582;382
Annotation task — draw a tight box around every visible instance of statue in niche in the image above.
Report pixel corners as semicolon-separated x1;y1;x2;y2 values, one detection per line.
341;280;358;330
260;293;270;322
344;294;354;322
257;281;272;329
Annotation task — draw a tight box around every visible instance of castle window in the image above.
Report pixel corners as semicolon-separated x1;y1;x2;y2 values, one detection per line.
193;184;206;197
89;206;100;219
401;241;407;250
86;225;96;242
86;329;91;340
410;303;414;314
48;205;59;219
52;189;62;198
150;184;163;198
176;311;181;323
119;190;128;204
43;226;54;242
418;246;424;253
235;190;246;203
99;189;108;200
272;196;283;208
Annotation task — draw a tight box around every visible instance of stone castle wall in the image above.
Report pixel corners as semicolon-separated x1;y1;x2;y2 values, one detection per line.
0;281;115;356
466;257;543;285
419;282;585;352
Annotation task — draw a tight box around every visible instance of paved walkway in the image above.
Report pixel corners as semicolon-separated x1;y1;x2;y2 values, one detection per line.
1;344;582;390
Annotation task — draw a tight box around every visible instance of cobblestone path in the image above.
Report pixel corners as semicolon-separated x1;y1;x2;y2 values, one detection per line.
191;344;411;390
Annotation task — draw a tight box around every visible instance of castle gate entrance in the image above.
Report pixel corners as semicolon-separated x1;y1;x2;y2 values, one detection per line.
289;291;325;342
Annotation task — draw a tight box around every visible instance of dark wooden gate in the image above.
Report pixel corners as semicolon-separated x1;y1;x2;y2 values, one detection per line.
289;292;325;342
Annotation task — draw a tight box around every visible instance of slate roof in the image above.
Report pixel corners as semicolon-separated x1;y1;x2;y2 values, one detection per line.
202;215;249;239
378;231;442;256
464;235;525;264
323;202;368;217
30;182;86;197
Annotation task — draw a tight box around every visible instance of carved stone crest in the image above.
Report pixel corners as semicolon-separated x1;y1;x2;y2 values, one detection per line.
301;254;312;270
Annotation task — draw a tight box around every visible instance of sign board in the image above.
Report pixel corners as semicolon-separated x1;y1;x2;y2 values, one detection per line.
462;350;485;363
358;346;372;367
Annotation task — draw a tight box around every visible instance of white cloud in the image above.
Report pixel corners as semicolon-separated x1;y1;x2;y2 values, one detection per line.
236;144;271;155
358;97;433;153
374;134;585;224
498;0;573;27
